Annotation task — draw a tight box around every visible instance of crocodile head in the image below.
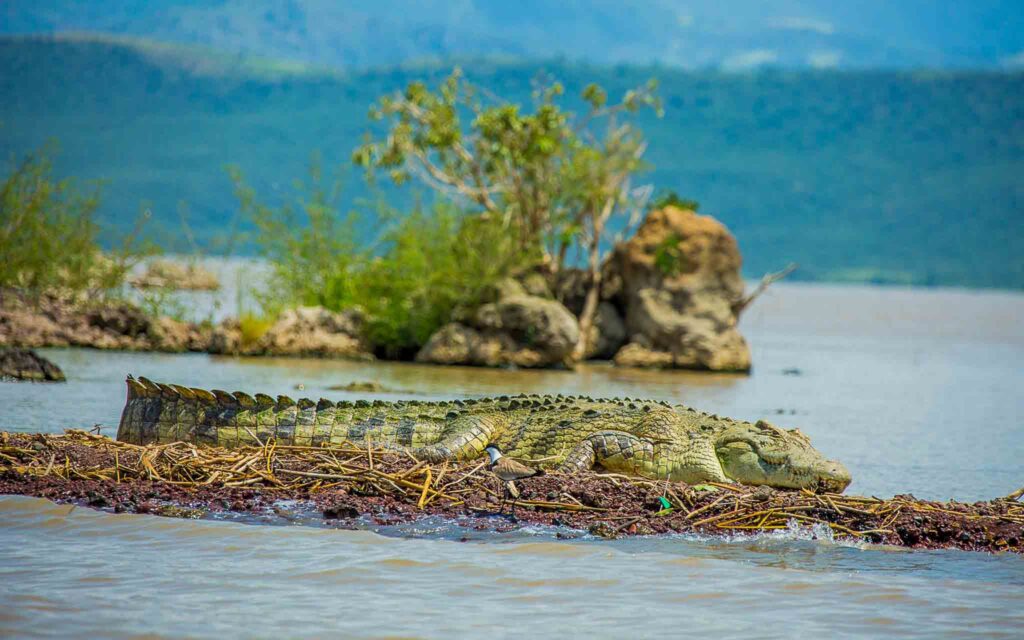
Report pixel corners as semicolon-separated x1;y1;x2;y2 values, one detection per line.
714;420;851;493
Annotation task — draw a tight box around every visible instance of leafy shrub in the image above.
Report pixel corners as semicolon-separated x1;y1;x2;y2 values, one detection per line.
134;287;190;321
354;204;529;357
0;145;147;296
228;161;360;316
232;164;532;357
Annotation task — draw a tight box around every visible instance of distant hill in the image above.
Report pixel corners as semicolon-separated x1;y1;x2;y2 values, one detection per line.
2;34;1022;289
5;0;1024;70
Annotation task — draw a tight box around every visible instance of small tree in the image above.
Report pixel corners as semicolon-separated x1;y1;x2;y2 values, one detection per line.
353;69;661;361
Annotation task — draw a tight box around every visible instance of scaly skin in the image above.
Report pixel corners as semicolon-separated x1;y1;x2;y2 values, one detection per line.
116;376;852;492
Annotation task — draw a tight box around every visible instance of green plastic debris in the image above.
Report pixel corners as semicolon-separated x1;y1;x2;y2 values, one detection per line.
653;496;674;516
691;484;720;493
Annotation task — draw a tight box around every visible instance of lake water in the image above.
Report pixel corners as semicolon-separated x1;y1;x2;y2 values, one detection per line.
2;282;1023;638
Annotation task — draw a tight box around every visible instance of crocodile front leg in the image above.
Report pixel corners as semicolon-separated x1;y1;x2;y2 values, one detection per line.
408;414;509;463
560;431;659;478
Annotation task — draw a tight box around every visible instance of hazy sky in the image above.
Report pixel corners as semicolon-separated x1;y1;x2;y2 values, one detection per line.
4;0;1024;69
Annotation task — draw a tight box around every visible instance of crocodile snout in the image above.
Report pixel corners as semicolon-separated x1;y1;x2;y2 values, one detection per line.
818;459;852;493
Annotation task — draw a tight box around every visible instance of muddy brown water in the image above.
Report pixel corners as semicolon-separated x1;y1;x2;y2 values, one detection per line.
1;282;1023;638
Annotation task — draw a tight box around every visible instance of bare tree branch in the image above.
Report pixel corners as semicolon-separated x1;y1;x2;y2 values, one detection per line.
733;263;798;316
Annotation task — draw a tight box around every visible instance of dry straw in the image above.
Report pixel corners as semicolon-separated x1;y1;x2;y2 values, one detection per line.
2;430;1021;549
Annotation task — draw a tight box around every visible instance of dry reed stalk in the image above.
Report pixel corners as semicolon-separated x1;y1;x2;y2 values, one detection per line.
417;468;432;509
2;430;1021;553
686;494;728;520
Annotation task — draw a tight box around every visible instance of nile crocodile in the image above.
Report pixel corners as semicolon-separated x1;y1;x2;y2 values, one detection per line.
116;376;852;492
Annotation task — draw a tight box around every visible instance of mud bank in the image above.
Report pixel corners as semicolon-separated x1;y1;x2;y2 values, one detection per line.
1;431;1020;553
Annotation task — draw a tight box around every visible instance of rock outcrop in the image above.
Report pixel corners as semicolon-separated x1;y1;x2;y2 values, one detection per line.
417;280;580;368
416;203;753;372
583;301;627;360
209;307;374;360
0;292;374;361
607;205;751;372
0;205;754;372
258;307;372;359
0;293;205;352
0;348;66;382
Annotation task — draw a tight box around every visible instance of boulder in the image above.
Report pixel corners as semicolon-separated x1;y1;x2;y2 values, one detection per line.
257;306;373;360
517;271;554;299
608;206;751;372
415;323;478;365
416;290;580;368
207;319;246;355
583;301;627;360
0;348;66;381
151;317;212;352
610;342;675;369
474;294;579;355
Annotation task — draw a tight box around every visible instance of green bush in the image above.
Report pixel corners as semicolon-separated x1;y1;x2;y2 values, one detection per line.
0;145;142;295
650;191;699;212
238;312;273;347
228;161;360;315
355;204;530;357
232;164;532;357
653;233;693;276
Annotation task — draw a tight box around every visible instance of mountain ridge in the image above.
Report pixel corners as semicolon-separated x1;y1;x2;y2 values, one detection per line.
4;0;1024;71
2;34;1022;289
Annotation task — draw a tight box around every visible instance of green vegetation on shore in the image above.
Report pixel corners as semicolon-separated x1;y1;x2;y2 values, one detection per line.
231;70;660;359
233;160;530;356
353;70;661;359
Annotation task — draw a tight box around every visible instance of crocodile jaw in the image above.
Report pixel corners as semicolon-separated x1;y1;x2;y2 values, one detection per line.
714;423;852;493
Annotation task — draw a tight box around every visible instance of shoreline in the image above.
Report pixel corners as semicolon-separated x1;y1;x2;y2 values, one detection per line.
6;276;1022;364
2;431;1020;554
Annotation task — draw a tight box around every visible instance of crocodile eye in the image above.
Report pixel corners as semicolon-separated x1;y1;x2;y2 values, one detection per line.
724;441;754;453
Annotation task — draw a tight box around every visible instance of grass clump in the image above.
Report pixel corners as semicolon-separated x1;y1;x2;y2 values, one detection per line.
238;313;273;348
650;190;699;212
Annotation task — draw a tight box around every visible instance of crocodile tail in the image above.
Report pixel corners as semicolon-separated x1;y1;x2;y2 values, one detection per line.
116;376;314;448
115;375;136;442
116;375;163;444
